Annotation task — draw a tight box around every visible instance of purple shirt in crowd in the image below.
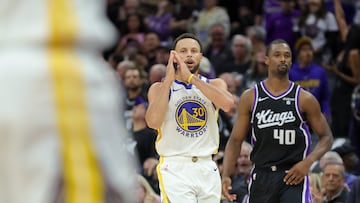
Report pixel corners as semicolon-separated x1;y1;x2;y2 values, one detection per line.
289;62;330;117
265;9;300;48
147;13;172;42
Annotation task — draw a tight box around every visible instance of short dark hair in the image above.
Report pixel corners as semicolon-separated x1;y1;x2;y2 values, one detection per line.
266;39;291;56
172;33;203;52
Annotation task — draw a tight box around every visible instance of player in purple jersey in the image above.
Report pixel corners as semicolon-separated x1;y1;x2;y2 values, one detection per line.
222;39;333;203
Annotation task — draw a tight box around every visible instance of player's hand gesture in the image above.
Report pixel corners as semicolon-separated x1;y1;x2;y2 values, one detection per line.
284;160;310;185
164;51;177;83
221;176;237;201
172;51;192;83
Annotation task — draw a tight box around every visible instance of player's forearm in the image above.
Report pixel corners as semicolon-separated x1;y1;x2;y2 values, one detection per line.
145;82;172;129
306;130;333;166
222;137;242;178
190;77;234;112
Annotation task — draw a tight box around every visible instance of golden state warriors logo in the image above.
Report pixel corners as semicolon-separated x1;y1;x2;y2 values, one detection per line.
175;100;207;133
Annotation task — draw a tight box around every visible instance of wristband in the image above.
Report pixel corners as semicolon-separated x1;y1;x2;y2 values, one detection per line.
187;74;194;84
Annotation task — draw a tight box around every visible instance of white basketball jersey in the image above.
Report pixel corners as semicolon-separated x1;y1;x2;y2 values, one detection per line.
0;1;135;203
0;0;116;48
156;75;220;157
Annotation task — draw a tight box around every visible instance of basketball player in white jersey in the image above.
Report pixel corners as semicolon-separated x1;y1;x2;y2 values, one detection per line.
145;33;234;203
0;1;136;203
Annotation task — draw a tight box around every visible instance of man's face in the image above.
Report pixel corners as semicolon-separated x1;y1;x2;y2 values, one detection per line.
308;0;321;13
236;147;252;175
279;0;295;14
297;44;313;64
232;38;248;59
210;25;226;47
322;164;345;193
265;43;292;76
144;33;160;52
175;38;202;74
123;69;141;91
156;49;170;65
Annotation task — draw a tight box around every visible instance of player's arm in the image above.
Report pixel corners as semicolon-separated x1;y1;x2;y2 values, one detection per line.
172;52;234;112
190;77;235;112
145;52;176;129
221;88;253;201
301;90;333;166
283;90;333;185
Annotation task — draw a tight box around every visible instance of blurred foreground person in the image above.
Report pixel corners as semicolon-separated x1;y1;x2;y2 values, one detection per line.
0;0;136;203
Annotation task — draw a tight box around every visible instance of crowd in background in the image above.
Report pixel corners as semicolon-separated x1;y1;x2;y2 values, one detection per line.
102;0;360;202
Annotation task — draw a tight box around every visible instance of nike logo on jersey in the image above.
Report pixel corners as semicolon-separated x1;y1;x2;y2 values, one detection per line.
173;88;182;92
258;97;269;102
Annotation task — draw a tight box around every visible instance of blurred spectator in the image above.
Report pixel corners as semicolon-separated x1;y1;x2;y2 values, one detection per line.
213;150;225;175
323;0;360;138
349;84;360;175
154;44;171;65
309;172;323;202
265;0;300;50
241;51;268;93
132;98;158;166
290;37;331;120
199;56;216;79
144;0;173;43
293;0;339;63
121;38;149;69
204;23;232;75
142;32;161;72
352;0;360;25
123;67;148;132
148;64;166;85
229;141;253;203
230;1;256;36
107;52;124;70
312;150;357;189
142;157;160;195
169;0;199;39
261;0;282;25
117;13;147;55
116;0;141;31
219;72;240;96
324;0;356;25
217;73;238;150
135;175;161;203
116;60;136;82
321;162;349;203
332;139;359;176
193;0;230;49
246;25;267;61
346;177;360;203
221;34;253;76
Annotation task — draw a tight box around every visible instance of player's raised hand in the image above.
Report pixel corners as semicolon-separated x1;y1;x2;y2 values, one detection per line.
221;176;237;201
172;50;192;83
164;51;177;83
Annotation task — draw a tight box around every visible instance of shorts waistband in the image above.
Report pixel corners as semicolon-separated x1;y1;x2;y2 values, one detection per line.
255;164;292;172
162;155;212;163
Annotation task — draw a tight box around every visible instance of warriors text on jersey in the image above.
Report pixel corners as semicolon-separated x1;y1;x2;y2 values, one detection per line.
156;75;220;157
250;81;312;168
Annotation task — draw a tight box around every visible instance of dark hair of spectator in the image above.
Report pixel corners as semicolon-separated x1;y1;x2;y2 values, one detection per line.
297;0;328;28
121;13;148;35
